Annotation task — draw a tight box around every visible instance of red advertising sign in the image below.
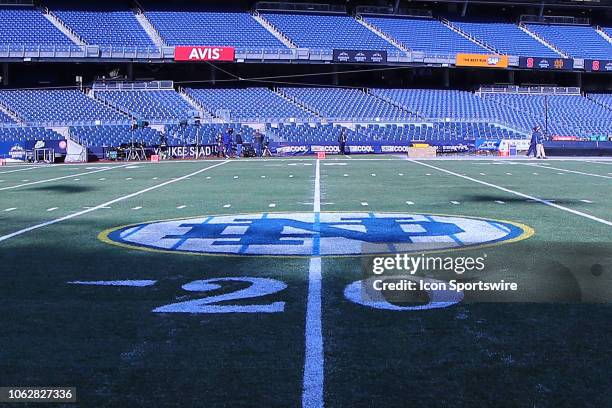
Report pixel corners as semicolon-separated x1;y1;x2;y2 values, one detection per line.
174;46;235;62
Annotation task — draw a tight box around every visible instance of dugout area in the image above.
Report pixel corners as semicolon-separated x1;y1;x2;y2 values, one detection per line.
0;157;611;407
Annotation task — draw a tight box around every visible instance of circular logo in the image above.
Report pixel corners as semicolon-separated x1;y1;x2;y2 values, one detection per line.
100;212;533;257
59;140;67;150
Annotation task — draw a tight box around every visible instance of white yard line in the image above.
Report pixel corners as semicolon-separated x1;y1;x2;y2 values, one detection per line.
303;158;323;408
0;164;133;191
0;166;43;175
0;161;229;243
409;160;612;227
516;162;612;179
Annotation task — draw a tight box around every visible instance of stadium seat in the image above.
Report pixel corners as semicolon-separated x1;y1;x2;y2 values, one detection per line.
185;88;315;122
94;90;200;122
0;90;128;125
262;12;399;51
49;2;156;47
145;8;285;48
525;23;612;59
0;6;74;46
363;16;486;56
278;88;413;121
451;20;560;57
0;127;63;143
482;93;612;137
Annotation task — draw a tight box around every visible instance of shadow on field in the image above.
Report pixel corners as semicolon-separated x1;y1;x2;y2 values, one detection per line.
27;185;97;194
460;194;584;205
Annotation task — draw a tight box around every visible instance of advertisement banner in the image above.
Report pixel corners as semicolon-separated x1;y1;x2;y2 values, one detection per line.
475;138;501;151
584;59;612;72
25;139;67;154
455;53;509;68
152;145;219;158
519;57;574;70
332;49;387;63
174;46;235;62
0;141;26;161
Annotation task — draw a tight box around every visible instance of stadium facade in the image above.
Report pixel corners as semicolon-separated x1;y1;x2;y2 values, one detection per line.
0;0;610;161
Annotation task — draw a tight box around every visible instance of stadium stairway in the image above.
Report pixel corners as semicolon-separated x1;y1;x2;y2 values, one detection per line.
0;103;22;124
177;89;215;121
133;7;167;47
597;26;612;45
271;88;323;120
88;90;135;121
354;15;410;53
439;18;501;53
251;10;298;49
518;23;569;58
39;6;86;46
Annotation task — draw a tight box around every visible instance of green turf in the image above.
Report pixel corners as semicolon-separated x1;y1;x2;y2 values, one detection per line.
0;157;611;407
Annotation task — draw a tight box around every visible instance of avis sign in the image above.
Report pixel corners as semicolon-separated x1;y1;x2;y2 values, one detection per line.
174;46;235;62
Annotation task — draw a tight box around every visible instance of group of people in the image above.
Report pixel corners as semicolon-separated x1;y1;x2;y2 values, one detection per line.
527;125;547;159
216;129;268;158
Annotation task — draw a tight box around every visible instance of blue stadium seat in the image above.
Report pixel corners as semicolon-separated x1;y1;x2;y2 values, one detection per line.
166;123;256;146
0;6;74;46
452;20;560;57
262;12;399;51
525;24;612;59
70;125;161;147
94;90;199;122
482;93;612;137
185;88;315;122
364;16;485;56
0;127;63;143
145;9;285;48
370;88;535;133
0;90;128;125
279;88;413;121
49;2;156;47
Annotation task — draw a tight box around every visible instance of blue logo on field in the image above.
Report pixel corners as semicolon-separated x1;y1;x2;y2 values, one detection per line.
101;213;533;256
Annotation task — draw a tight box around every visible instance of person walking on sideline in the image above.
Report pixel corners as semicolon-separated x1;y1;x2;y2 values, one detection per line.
338;128;348;155
222;129;233;158
526;126;540;158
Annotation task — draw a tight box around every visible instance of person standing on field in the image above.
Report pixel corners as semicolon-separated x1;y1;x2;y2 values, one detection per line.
536;128;547;159
338;128;348;155
254;131;264;157
235;132;243;158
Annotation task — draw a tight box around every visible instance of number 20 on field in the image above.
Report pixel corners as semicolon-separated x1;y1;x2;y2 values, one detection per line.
152;276;463;314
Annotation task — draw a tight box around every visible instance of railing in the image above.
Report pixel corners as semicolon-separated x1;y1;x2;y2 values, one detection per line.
479;85;581;95
356;6;432;18
255;1;346;13
0;0;33;6
0;119;131;128
520;15;590;26
92;81;174;91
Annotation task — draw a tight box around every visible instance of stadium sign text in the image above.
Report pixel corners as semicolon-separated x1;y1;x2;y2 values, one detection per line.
519;57;574;71
585;59;612;72
174;46;235;62
455;53;509;68
100;212;533;256
332;49;388;63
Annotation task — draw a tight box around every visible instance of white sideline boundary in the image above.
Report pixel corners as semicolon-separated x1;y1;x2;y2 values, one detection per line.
302;158;324;408
0;161;230;243
409;160;612;227
0;164;134;191
515;162;612;179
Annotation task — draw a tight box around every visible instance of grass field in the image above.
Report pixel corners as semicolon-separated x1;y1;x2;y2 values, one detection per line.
1;156;611;407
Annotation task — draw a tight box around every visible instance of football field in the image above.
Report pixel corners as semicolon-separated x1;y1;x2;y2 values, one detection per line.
1;156;611;407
